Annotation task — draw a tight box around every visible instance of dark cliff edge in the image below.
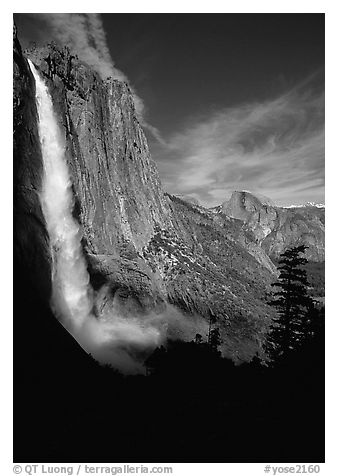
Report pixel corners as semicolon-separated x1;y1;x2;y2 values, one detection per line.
13;24;51;301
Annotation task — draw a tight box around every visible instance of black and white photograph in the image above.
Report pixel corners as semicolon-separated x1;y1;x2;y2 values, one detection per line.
11;7;328;471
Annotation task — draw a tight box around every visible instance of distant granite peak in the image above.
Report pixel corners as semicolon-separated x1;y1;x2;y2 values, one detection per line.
218;190;324;262
222;190;276;220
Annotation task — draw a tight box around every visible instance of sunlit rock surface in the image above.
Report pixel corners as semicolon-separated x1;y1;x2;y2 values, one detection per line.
24;42;172;313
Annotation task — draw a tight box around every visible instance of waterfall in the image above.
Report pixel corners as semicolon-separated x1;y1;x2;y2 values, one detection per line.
28;59;93;330
27;60;167;373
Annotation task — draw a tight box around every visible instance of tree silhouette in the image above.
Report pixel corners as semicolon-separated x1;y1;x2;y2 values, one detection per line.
207;308;222;352
268;245;315;357
195;333;203;344
209;328;221;352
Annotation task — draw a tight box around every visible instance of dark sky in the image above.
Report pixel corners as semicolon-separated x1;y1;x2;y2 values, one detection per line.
14;13;325;206
102;14;324;131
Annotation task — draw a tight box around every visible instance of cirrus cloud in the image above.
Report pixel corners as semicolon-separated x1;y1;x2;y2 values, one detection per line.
154;73;324;207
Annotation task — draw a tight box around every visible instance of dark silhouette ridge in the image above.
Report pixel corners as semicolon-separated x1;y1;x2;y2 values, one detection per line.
14;291;324;463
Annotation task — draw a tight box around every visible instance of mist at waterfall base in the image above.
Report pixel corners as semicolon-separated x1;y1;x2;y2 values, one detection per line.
28;60;206;374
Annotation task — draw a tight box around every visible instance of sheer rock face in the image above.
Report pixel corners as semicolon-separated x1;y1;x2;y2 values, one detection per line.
25;44;172;255
24;43;173;311
222;191;325;262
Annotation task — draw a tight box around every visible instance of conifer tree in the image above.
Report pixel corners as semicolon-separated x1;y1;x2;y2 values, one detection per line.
207;309;222;352
209;328;221;352
268;245;314;356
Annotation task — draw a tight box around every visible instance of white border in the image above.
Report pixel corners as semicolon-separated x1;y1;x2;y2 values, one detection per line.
2;2;336;474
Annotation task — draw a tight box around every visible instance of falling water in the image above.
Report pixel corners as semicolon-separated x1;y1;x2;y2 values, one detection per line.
28;59;93;330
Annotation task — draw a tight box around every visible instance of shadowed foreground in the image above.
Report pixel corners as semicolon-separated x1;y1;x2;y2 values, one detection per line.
14;269;324;463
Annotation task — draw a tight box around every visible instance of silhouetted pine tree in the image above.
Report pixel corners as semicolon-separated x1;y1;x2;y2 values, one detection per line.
207;308;222;352
268;245;314;357
195;333;203;344
209;328;221;352
207;309;217;343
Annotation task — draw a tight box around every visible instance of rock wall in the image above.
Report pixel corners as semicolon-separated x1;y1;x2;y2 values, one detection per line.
24;42;173;312
26;44;172;254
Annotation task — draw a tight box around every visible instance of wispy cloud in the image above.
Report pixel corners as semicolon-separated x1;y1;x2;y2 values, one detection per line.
23;13;158;130
156;74;324;207
34;14;127;80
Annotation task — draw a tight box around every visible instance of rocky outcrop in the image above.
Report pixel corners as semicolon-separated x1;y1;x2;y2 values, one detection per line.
220;191;325;262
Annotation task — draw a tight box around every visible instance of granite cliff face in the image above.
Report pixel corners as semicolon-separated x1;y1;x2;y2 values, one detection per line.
14;34;281;362
220;191;325;262
24;42;174;314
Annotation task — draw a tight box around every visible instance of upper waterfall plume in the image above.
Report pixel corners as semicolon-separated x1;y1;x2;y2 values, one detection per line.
28;59;93;329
